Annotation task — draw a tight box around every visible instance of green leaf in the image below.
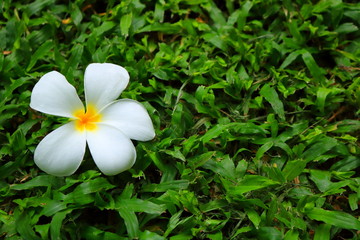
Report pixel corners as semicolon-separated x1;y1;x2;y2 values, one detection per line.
188;151;216;169
139;230;166;240
64;178;115;204
94;21;116;37
246;208;261;228
306;208;360;230
301;51;325;84
260;84;285;120
280;50;302;69
15;211;42;240
255;227;282;240
50;211;70;240
202;32;228;51
116;199;166;214
301;137;337;163
27;40;53;71
202;155;236;180
229;175;279;195
120;12;133;37
282;159;307;181
200;200;229;213
314;224;331;240
349;194;358;211
41;200;67;217
26;0;54;16
309;170;332;192
11;175;62;190
255;141;274;160
118;207;139;238
284;229;299;240
141;180;189;192
316;88;332;114
233;1;253;31
335;23;359;34
70;2;83;26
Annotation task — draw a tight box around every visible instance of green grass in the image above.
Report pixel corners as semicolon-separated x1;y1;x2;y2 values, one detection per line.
1;0;360;239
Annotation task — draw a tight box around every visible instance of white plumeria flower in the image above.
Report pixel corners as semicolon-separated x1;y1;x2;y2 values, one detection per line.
30;63;155;176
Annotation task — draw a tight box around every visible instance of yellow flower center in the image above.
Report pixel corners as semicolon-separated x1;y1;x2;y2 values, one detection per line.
74;105;101;132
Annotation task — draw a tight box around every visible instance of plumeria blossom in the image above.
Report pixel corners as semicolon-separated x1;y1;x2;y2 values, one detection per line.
30;63;155;176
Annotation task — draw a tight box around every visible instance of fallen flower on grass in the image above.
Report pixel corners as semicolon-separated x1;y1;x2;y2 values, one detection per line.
30;63;155;176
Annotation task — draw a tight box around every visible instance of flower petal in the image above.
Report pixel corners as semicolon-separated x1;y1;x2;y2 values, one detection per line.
101;99;155;141
30;71;84;118
86;125;136;175
34;122;86;176
84;63;129;111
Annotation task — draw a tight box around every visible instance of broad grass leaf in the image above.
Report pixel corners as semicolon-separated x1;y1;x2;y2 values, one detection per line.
246;208;261;228
164;210;183;237
349;194;358;211
260;84;285;120
141;180;189;192
207;1;226;27
255;227;282;240
139;22;182;34
306;208;360;230
80;226;123;240
26;0;54;16
119;183;134;199
139;230;166;240
64;44;84;80
282;159;307;181
255;141;274;160
202;155;236;180
188;151;216;169
95;21;116;37
280;50;302;69
11;175;62;190
229;175;279;195
284;229;299;240
264;165;286;183
120;13;133;37
116;199;166;214
332;120;360;133
201;124;228;143
301;51;325;84
10;129;26;152
27;40;53;71
316;88;332;114
50;211;70;240
64;178;115;204
118;207;139;238
154;3;165;23
200;199;228;212
202;32;228;51
314;224;331;240
235;159;248;178
310;169;351;194
277;121;308;142
287;21;304;43
309;170;332;192
301;137;337;163
232;1;253;31
0;155;25;179
231;227;252;239
163;148;186;162
70;3;83;26
335;22;359;34
41;200;67;216
15;211;42;240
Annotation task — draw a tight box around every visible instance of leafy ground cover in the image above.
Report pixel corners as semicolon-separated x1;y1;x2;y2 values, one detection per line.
1;0;360;239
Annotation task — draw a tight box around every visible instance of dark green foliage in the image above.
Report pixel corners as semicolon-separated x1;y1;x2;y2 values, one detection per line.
1;0;360;239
